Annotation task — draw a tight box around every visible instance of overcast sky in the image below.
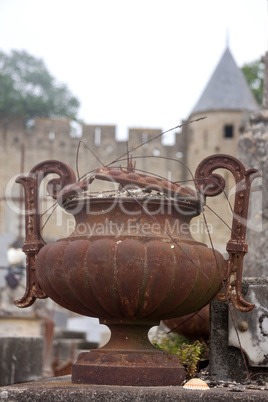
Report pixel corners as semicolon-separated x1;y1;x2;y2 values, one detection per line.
0;0;267;142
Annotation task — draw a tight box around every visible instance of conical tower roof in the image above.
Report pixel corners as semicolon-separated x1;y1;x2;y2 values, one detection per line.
191;47;258;115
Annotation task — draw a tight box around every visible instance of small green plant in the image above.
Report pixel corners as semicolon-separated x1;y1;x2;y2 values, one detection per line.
176;340;206;377
152;332;206;378
152;333;190;354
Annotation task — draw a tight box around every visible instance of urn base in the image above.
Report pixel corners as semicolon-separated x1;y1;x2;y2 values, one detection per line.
72;319;185;386
72;349;185;386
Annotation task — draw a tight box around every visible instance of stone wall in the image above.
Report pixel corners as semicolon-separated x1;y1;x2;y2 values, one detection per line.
238;110;268;277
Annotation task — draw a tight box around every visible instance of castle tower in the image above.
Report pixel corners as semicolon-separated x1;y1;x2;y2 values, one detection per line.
177;47;259;251
179;46;258;176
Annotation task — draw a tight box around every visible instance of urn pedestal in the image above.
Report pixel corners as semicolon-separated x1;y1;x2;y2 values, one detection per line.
72;320;185;386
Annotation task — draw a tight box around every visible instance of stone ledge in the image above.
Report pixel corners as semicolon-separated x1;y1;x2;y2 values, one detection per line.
1;375;268;402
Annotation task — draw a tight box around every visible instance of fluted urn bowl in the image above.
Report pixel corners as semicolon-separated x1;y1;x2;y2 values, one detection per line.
35;196;225;320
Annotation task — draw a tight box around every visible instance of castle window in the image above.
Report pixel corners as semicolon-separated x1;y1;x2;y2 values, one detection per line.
176;152;183;159
25;118;35;131
142;132;148;148
49;131;55;141
95;127;101;146
106;144;113;153
224;125;233;138
203;131;208;148
152;148;160;156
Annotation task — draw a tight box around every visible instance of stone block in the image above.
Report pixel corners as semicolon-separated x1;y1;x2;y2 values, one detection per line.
53;338;98;361
53;328;86;340
0;336;43;386
210;278;268;383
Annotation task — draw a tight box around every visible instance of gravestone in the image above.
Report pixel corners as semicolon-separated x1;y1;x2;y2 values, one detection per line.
210;278;268;383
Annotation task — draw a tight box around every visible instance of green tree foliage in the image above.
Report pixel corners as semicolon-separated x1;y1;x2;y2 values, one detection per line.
0;50;80;119
241;58;264;105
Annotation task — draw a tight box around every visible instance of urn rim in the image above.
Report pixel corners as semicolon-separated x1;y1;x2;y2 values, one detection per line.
61;195;203;217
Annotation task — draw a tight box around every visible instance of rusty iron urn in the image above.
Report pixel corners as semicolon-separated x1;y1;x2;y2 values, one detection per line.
15;154;260;386
163;305;210;341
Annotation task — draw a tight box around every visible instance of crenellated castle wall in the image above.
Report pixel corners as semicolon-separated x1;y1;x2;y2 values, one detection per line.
0;113;252;254
0;116;182;241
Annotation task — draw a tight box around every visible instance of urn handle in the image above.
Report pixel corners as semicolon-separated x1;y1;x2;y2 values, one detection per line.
15;160;77;307
195;154;261;312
